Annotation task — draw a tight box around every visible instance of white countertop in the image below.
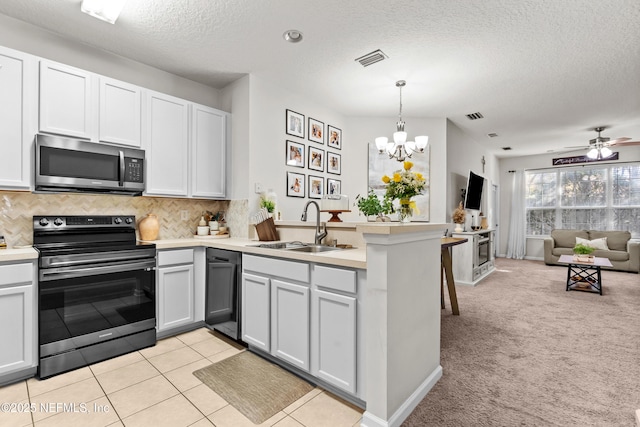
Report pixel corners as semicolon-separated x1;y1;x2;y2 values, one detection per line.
0;247;39;262
143;237;367;269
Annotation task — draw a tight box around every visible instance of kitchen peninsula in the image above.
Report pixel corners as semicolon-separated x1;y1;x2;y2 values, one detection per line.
0;221;445;427
150;221;446;427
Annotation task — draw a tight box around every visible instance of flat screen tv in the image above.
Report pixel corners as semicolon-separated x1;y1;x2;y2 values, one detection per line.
464;170;485;211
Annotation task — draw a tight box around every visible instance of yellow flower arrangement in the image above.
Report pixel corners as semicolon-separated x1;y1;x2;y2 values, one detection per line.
381;161;426;213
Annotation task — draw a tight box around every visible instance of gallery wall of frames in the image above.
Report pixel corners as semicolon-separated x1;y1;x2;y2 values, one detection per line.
285;109;342;199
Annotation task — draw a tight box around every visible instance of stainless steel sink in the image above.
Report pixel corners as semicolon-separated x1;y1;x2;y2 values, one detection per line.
252;241;305;250
251;242;346;253
285;245;342;253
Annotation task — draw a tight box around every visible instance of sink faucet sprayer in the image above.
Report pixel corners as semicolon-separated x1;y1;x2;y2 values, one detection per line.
301;201;327;245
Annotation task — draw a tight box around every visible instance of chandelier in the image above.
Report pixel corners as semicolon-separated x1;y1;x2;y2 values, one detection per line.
375;80;428;162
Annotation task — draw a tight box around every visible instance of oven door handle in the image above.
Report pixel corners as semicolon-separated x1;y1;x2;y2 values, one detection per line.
39;259;156;282
41;249;157;268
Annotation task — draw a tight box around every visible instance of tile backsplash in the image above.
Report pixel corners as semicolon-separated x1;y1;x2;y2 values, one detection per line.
0;191;249;247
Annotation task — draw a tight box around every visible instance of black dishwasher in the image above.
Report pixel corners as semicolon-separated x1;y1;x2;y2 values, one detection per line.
205;248;242;341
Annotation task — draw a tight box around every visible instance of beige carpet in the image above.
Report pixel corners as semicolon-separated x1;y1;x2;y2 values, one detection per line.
403;258;640;426
193;350;314;424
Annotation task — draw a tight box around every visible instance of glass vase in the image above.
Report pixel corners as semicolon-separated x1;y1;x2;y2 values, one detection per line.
398;200;412;223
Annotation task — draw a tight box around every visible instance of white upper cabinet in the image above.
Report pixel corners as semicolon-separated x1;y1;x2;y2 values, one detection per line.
39;60;96;140
0;46;37;190
143;91;190;196
99;77;142;147
191;104;227;198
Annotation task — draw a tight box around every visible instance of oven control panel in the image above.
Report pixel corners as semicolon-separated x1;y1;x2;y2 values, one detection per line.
34;216;137;230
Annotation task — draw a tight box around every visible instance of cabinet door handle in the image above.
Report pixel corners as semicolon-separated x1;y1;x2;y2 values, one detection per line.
119;150;125;187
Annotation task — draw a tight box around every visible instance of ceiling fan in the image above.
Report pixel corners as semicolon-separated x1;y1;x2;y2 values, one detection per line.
565;127;640;159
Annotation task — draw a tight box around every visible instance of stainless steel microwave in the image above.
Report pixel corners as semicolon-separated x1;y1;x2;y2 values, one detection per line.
35;134;145;196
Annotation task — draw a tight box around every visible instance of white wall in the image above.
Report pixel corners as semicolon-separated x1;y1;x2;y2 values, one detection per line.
348;117;448;223
222;74;450;223
245;75;347;220
446;120;499;231
0;13;222;108
220;75;251;200
498;146;640;258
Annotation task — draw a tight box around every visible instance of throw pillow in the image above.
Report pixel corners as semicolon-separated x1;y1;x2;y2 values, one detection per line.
576;236;609;250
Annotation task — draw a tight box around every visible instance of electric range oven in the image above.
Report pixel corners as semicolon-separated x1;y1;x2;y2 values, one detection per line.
33;215;157;379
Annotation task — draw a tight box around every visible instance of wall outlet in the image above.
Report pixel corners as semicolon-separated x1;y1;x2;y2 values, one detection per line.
255;182;264;194
180;210;189;221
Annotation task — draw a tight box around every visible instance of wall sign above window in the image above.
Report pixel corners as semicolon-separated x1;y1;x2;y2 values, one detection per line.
552;152;618;166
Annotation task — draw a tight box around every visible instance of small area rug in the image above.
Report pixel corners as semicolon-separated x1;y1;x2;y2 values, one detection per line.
193;350;314;424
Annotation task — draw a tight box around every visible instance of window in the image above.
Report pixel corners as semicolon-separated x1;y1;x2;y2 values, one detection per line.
525;163;640;237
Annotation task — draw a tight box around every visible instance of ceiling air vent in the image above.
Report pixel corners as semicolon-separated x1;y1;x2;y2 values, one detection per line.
355;49;388;67
487;133;499;138
466;112;484;120
502;147;512;151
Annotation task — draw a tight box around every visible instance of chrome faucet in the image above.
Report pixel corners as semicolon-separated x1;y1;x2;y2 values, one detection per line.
301;201;327;245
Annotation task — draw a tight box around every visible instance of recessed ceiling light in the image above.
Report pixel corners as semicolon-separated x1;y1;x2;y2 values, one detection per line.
283;30;303;43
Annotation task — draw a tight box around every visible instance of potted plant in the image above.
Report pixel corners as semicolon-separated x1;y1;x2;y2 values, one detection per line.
573;243;595;262
259;196;275;217
355;189;392;221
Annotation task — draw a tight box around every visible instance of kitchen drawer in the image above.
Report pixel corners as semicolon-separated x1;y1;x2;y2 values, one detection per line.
243;255;309;283
313;265;356;294
158;249;194;267
0;262;33;287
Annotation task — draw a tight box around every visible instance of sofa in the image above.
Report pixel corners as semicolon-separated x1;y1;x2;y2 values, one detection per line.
544;229;640;273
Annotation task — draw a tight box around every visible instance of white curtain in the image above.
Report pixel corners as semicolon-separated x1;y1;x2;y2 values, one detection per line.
506;170;526;259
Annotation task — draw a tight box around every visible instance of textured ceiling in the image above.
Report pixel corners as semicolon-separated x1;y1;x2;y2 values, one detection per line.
0;0;639;158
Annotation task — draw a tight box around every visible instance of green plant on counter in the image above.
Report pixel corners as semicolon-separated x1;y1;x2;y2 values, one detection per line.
355;189;393;217
260;196;275;213
573;243;595;255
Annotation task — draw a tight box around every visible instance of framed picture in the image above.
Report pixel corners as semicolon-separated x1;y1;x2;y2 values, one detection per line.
326;178;341;195
327;151;341;175
286;109;305;138
286;140;305;168
308;117;324;144
308;175;324;199
308;146;325;172
287;171;305;198
327;125;342;149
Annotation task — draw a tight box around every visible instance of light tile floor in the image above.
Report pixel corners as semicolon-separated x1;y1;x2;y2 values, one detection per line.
0;328;363;427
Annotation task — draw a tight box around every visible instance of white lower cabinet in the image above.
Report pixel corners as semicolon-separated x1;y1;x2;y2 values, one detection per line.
242;254;359;395
157;249;195;333
0;262;36;379
311;289;356;393
271;280;310;371
311;264;357;394
241;272;271;351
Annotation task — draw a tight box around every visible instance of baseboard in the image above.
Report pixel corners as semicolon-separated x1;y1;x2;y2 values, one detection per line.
156;321;205;340
361;365;443;427
0;366;37;387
